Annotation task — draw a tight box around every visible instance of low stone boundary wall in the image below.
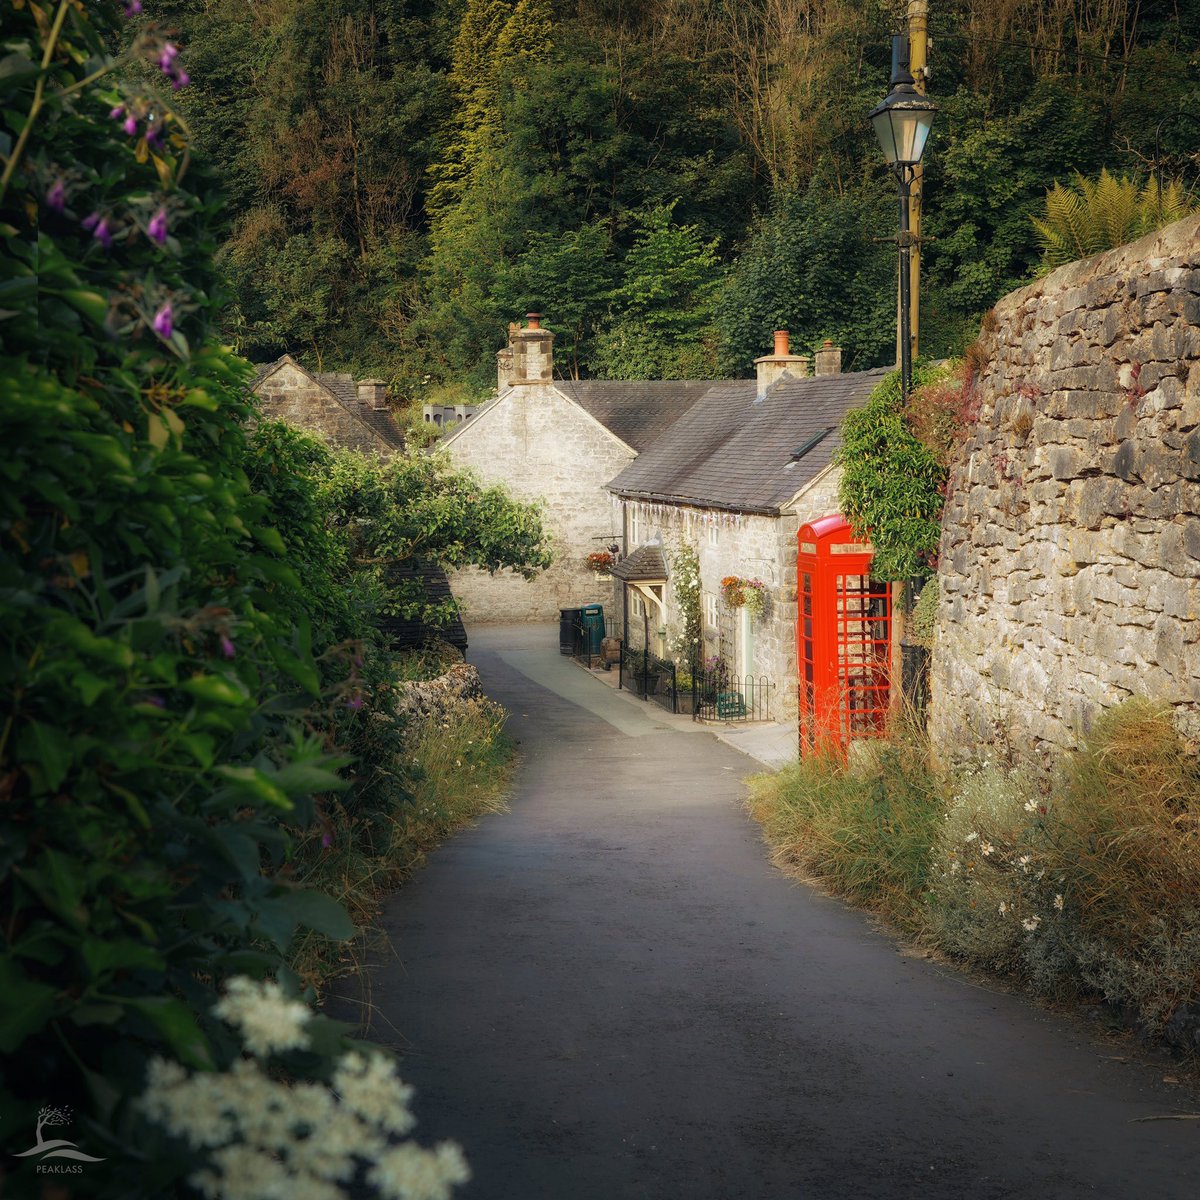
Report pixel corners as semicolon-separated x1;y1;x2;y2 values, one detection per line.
394;662;484;724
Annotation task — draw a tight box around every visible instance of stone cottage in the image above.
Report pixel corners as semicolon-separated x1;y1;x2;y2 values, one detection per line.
253;354;406;455
251;354;467;652
439;315;713;622
607;334;886;720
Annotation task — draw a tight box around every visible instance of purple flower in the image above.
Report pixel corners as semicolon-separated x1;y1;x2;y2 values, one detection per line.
345;693;363;711
152;303;173;339
91;217;113;249
171;71;190;91
146;694;165;709
123;0;142;14
146;124;164;149
123;113;138;137
82;212;99;231
158;43;179;70
110;105;125;120
45;179;66;213
219;634;235;659
321;830;333;849
148;207;168;245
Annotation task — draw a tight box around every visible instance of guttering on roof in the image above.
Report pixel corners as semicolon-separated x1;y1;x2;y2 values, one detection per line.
607;487;782;518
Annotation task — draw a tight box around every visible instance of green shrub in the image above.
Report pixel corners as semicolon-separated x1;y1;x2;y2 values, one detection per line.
926;764;1049;974
836;364;954;581
1041;701;1200;1028
746;728;942;934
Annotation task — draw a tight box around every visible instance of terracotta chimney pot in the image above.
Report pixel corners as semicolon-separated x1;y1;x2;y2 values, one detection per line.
773;330;790;357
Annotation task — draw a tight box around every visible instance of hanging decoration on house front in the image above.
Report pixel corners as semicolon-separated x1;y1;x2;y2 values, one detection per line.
586;551;615;575
720;576;767;617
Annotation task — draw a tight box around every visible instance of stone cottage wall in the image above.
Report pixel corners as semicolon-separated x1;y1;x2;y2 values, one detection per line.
932;215;1200;758
619;468;843;721
255;361;385;455
443;384;632;623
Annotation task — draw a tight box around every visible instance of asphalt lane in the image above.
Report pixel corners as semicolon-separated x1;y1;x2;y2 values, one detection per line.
355;626;1200;1200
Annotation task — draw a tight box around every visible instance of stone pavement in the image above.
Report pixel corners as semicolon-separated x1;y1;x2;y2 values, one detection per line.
515;622;800;769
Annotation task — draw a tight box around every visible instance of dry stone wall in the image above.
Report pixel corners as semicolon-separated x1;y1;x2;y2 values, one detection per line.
932;215;1200;759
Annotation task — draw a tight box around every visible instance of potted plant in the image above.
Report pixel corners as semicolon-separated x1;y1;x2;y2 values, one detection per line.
721;576;768;617
586;550;614;580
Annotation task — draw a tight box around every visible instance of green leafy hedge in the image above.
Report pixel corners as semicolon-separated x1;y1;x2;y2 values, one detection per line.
835;364;954;581
0;5;547;1194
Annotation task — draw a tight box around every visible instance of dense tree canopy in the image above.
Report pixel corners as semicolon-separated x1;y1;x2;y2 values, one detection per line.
157;0;1199;395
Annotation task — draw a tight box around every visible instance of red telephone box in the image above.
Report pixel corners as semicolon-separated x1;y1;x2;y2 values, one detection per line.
796;515;892;754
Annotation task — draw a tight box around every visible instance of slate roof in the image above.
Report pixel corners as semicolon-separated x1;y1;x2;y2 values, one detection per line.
375;564;469;652
556;380;720;453
607;369;888;514
316;371;405;450
610;542;668;582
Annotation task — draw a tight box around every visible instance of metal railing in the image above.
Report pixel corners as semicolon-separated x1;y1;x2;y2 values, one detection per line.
570;616;619;669
618;645;678;714
682;664;773;723
615;649;775;723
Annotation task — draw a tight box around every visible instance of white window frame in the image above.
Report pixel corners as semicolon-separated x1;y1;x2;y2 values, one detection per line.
707;522;719;547
632;593;646;619
629;506;642;548
702;591;718;632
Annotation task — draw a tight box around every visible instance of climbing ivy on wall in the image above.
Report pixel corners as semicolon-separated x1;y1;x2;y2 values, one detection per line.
668;541;702;669
835;363;957;581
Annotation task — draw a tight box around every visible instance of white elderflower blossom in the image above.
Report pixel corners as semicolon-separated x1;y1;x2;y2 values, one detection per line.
980;840;994;856
141;978;468;1200
368;1142;471;1200
964;831;979;843
1054;893;1065;910
213;976;312;1057
333;1051;416;1134
1016;854;1032;871
1022;915;1042;932
1023;799;1038;813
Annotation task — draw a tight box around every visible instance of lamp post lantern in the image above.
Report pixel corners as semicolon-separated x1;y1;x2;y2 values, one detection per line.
869;47;936;400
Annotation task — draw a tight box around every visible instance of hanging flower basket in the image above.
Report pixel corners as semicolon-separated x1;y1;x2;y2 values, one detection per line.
586;551;615;574
721;576;768;617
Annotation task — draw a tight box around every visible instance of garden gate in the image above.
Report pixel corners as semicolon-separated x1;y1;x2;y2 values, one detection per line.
796;515;891;754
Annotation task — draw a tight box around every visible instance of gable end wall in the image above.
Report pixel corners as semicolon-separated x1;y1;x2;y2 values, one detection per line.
444;385;634;622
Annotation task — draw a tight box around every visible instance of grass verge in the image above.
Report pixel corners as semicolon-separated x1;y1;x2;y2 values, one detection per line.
288;658;514;988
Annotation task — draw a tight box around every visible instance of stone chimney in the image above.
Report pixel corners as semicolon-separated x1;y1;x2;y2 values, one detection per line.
496;345;514;392
510;313;554;385
814;339;842;376
356;378;388;410
753;330;811;400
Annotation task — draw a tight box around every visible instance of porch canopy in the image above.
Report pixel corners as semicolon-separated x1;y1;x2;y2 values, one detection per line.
612;543;667;624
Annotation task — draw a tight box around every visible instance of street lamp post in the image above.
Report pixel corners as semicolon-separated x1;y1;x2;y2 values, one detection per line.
869;48;937;401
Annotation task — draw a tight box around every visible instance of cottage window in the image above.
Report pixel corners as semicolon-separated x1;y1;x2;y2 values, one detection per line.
702;591;718;633
629;506;642;548
632;593;646;619
707;522;719;547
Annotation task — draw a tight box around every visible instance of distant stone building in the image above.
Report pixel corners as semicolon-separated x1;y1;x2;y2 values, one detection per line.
251;354;466;652
607;335;884;720
252;355;405;455
440;315;711;622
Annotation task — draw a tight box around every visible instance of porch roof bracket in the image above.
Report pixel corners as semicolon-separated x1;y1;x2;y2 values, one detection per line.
630;581;666;623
